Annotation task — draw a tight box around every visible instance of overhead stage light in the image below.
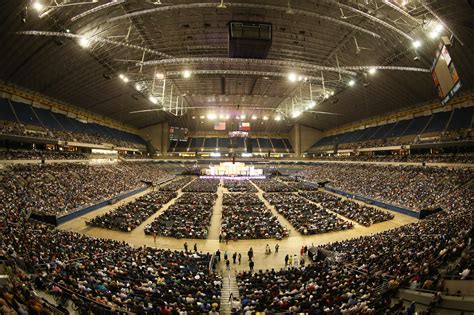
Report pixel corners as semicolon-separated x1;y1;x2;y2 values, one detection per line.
156;72;165;79
288;73;297;82
251;115;257;120
207;113;217;120
368;67;377;75
148;96;158;104
412;39;422;49
348;79;356;87
275;115;282;121
182;70;192;78
240;114;246;120
292;110;301;118
78;36;91;48
32;1;44;12
262;115;269;121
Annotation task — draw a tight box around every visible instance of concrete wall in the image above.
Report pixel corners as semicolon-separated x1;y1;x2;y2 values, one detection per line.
289;124;323;156
139;122;169;155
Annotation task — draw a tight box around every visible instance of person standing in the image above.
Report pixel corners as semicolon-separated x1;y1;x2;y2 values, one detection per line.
238;253;242;265
153;232;157;245
224;250;228;261
216;249;221;262
232;252;237;264
300;245;304;256
284;254;289;267
226;259;230;271
194;243;198;252
184;242;188;252
249;260;254;272
248;247;253;261
275;243;279;253
288;255;293;267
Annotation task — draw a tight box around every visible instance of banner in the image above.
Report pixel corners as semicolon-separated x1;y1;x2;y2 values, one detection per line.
240;122;251;131
214;122;226;130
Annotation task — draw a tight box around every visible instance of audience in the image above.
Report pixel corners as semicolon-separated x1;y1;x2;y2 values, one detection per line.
221;194;288;240
300;191;394;226
223;179;257;192
86;191;176;231
159;176;194;192
298;164;471;210
183;179;220;193
144;192;217;239
313;152;474;164
264;193;353;235
251;179;295;192
0;162;170;216
0;149;88;160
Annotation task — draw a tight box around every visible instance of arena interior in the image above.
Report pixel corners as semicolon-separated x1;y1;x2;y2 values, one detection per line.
1;0;474;314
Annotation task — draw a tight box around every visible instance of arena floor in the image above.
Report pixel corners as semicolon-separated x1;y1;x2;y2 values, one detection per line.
59;178;417;273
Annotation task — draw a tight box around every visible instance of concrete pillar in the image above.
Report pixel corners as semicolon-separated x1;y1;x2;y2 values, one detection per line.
295;123;302;157
161;122;169;156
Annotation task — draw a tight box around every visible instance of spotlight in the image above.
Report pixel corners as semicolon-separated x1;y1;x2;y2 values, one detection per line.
32;1;44;11
251;115;257;120
200;115;205;119
148;96;158;104
292;110;301;118
135;83;141;91
225;114;230;120
412;39;422;49
219;114;225;119
207;113;217;120
308;100;316;108
368;67;377;75
348;79;356;87
119;74;129;83
182;70;192;78
156;72;165;79
240;114;246;120
288;73;297;82
275;115;282;121
262;115;269;121
78;36;91;48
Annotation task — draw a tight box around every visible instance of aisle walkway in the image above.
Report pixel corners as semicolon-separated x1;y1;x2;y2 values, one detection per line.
207;180;223;240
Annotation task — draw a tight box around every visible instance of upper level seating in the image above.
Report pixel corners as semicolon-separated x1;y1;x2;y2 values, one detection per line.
0;98;146;147
310;106;473;151
0;98;17;121
205;137;217;148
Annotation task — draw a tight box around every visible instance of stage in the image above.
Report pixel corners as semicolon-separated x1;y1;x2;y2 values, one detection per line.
201;162;265;179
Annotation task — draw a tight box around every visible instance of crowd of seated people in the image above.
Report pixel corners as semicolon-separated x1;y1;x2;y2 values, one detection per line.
223;179;257;192
313;152;474;164
1;220;221;313
264;193;353;235
278;177;319;191
300;191;394;226
251;179;294;192
86;191;176;231
120;153;152;159
299;164;472;211
221;194;288;240
144;192;217;238
0;119;144;148
237;190;472;313
182;178;220;193
0;149;88;160
159;176;194;191
0;162;170;215
223;193;262;206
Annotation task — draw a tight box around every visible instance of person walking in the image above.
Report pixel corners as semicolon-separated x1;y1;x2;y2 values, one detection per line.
248;247;253;261
288;255;293;267
238;253;242;265
284;254;289;267
153;232;157;245
224;250;228;261
300;245;304;256
226;259;230;271
249;260;254;272
232;252;237;264
275;243;279;253
184;242;188;252
216;249;221;262
194;243;198;252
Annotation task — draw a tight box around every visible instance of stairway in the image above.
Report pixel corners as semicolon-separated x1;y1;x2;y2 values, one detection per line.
220;272;240;315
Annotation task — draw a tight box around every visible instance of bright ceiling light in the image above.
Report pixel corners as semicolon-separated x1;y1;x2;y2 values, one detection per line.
434;23;444;33
240;114;246;120
219;114;225;119
148;96;158;104
288;73;297;82
200;115;205;119
368;67;377;75
348;79;356;87
182;70;192;78
207;113;217;120
308;100;316;108
275;115;281;121
251;114;257;120
262;115;269;121
156;72;165;79
412;39;422;49
32;1;44;11
119;74;129;83
78;36;91;48
292;110;301;118
225;114;230;120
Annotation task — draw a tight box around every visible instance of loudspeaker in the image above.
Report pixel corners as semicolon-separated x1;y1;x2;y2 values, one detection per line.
246;142;253;153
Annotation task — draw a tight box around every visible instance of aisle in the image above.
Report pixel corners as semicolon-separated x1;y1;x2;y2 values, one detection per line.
207;179;223;240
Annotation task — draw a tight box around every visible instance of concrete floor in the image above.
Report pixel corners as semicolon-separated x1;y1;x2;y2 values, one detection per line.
58;179;417;273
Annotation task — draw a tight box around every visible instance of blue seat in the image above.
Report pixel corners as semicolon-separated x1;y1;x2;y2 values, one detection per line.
204;138;217;148
403;116;430;135
447;107;473;130
11;101;41;126
0;99;17;122
423;111;451;133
